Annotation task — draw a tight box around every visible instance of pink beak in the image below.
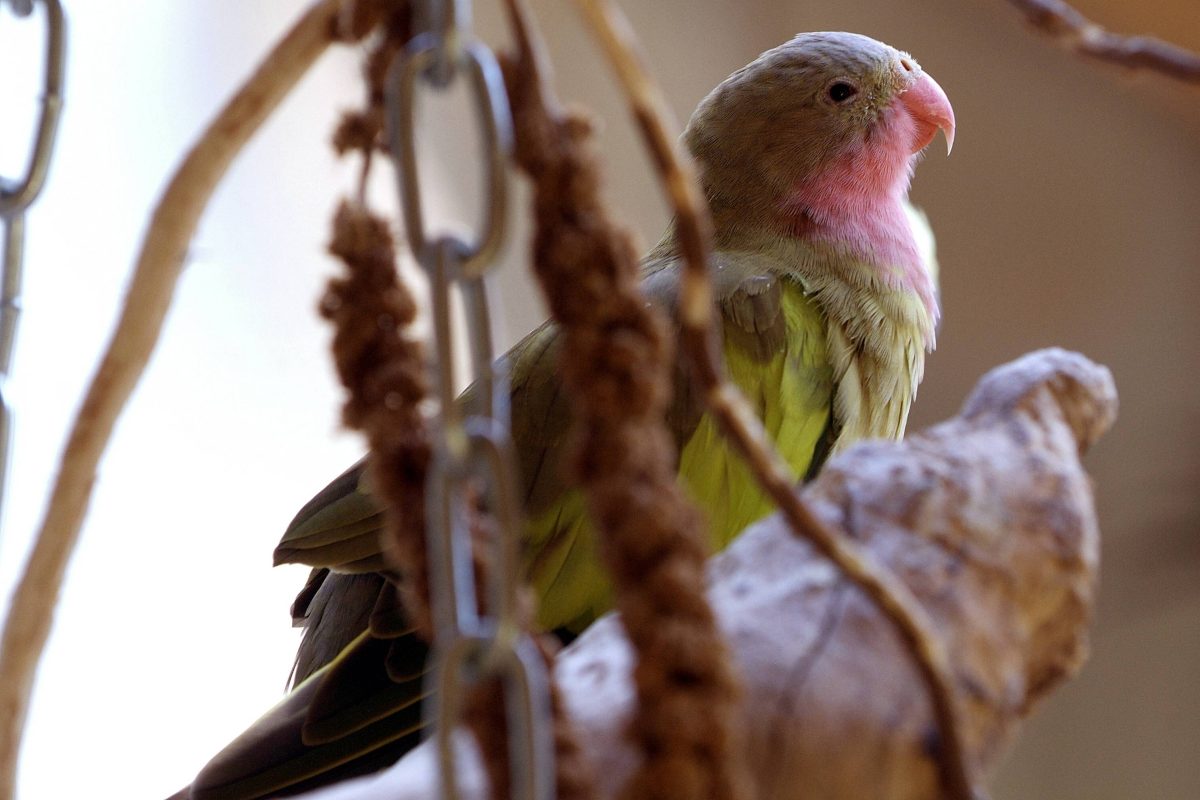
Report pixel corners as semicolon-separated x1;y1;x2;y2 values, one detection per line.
900;72;956;156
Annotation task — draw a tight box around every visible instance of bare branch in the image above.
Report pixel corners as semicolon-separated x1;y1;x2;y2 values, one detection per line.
0;3;347;797
290;348;1116;800
1006;0;1200;84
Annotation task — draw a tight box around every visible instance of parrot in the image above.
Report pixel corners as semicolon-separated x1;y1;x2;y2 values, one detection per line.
174;31;954;800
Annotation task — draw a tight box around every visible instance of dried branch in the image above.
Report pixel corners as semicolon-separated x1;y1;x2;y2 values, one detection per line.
1006;0;1200;84
499;2;749;799
289;348;1115;800
0;4;350;798
552;350;1113;800
322;198;434;626
323;1;443;640
573;1;978;798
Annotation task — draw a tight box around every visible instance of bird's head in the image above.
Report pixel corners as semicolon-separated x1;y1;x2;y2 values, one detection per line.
685;32;955;239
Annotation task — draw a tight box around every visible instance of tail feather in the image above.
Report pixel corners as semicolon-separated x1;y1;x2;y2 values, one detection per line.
290;571;385;687
189;666;424;800
302;631;429;745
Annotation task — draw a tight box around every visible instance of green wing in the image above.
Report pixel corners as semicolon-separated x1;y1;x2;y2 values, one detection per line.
186;258;836;800
188;321;575;800
273;463;386;574
680;270;834;548
521;266;836;633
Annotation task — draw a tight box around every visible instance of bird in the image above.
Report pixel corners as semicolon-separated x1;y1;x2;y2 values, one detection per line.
176;31;955;800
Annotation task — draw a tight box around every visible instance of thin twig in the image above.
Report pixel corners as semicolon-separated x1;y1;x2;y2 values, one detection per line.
574;2;979;799
1006;0;1200;84
0;3;347;797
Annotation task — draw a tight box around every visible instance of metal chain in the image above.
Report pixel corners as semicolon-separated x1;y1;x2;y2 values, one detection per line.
385;2;553;799
0;0;65;531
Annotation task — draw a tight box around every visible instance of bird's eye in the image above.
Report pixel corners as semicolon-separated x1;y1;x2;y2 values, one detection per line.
827;81;858;103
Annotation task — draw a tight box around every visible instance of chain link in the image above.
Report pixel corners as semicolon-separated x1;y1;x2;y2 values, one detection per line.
389;38;510;280
385;2;553;799
1;0;65;530
0;0;64;216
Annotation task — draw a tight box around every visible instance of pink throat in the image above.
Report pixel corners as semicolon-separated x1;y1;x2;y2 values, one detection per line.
782;100;939;324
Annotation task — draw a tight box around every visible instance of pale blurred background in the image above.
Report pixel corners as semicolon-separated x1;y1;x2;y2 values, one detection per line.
0;1;1195;798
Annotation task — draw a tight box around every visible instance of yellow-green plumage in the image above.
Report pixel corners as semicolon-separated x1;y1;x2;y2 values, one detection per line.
682;282;833;535
524;280;833;633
